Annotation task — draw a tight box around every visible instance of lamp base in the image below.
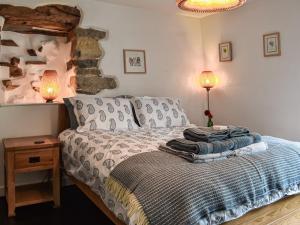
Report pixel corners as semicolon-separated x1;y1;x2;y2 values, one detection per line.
46;100;54;103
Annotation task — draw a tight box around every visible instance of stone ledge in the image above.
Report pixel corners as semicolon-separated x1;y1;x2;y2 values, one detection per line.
72;59;99;68
76;75;117;95
75;28;107;40
76;68;101;76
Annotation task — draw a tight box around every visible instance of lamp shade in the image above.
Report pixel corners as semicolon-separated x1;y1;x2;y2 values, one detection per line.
199;71;218;89
176;0;246;13
40;70;60;103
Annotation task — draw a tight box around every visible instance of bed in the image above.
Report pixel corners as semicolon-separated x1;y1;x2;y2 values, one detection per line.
58;104;300;225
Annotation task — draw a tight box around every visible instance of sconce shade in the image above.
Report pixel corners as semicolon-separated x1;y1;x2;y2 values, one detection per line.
176;0;246;13
199;71;218;89
40;70;60;103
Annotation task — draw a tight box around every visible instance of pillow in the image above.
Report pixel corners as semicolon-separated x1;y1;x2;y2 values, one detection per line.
69;97;139;132
63;98;79;130
131;97;190;128
115;95;140;127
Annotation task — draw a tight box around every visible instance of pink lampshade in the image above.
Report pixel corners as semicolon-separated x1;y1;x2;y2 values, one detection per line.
40;70;60;103
199;71;219;89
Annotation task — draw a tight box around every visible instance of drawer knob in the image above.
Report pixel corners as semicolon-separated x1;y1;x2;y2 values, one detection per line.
29;157;41;164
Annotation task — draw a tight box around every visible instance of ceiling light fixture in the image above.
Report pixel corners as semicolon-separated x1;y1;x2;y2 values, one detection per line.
176;0;247;13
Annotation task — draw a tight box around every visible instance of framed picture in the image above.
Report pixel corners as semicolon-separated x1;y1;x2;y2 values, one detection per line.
123;49;146;74
263;32;281;57
219;42;232;62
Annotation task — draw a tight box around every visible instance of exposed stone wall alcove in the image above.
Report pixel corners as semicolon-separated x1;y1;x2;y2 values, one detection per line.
0;4;117;104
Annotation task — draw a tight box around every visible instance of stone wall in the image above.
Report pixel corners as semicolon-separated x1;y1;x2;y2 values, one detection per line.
68;28;117;95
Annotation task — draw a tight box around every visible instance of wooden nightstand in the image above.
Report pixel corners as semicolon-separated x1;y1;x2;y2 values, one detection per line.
3;135;60;217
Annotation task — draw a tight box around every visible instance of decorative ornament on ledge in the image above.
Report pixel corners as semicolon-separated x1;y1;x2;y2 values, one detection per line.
199;71;219;127
176;0;247;13
40;70;60;103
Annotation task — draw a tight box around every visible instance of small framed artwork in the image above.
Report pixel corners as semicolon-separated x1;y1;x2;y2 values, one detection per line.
263;32;281;57
219;42;232;62
123;49;146;74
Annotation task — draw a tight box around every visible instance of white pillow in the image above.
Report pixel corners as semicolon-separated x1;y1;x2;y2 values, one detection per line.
70;97;139;132
131;97;190;128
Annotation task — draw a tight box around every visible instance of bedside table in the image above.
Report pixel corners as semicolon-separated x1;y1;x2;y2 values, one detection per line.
3;135;60;217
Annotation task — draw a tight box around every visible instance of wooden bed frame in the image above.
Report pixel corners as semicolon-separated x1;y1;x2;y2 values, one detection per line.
58;104;300;225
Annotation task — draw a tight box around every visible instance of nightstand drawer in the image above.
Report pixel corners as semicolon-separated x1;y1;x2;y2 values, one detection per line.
15;149;54;171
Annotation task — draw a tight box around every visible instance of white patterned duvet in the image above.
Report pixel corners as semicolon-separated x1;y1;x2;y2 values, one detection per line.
59;126;192;224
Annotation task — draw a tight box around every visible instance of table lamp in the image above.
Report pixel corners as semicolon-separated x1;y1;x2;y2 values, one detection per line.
40;70;60;103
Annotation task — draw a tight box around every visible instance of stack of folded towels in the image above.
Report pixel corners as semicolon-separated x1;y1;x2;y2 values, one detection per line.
159;126;268;163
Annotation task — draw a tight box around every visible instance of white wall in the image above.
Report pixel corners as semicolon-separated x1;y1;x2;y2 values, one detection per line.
0;0;205;195
201;0;300;141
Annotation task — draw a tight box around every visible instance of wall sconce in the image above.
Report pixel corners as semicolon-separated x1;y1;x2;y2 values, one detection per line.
40;70;60;103
199;71;219;127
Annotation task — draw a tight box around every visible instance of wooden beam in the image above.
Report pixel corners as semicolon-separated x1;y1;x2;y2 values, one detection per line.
0;40;18;47
25;61;46;65
0;4;81;36
0;62;10;67
3;25;68;37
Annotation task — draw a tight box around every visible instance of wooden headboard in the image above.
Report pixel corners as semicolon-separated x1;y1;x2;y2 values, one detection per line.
58;104;70;134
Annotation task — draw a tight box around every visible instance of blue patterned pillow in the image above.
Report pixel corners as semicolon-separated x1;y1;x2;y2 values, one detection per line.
69;97;139;132
131;97;190;129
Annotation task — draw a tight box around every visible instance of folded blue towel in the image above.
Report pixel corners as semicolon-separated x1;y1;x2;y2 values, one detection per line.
229;126;250;138
184;127;228;142
184;126;251;142
167;133;261;155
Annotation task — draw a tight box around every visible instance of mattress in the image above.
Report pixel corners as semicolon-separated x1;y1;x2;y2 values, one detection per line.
59;126;192;224
59;128;300;225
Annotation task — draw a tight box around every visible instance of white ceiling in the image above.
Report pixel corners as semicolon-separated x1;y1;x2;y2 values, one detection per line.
96;0;253;19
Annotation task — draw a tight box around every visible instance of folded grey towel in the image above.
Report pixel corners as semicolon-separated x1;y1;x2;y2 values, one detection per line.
184;127;229;142
184;126;251;142
160;142;268;163
167;133;262;155
250;132;262;142
166;138;231;154
159;145;231;163
229;126;250;138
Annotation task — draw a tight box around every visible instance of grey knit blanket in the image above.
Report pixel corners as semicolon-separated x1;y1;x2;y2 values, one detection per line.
106;137;300;225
